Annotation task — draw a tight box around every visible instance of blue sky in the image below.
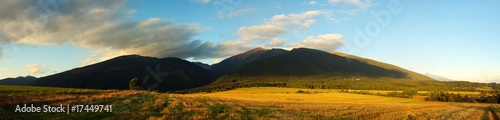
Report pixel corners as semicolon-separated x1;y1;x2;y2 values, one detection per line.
0;0;499;82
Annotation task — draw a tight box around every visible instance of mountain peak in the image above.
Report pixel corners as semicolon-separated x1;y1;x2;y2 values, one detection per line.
209;47;288;77
235;47;269;60
245;47;267;53
253;47;266;50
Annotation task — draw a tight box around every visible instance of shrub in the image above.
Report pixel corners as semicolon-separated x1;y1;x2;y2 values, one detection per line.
129;78;139;90
296;90;305;93
296;90;311;94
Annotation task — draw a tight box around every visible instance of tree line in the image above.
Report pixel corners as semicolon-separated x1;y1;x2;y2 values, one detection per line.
424;90;500;103
338;89;418;98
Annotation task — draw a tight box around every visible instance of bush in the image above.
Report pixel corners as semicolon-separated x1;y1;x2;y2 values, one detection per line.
129;78;139;90
296;90;305;93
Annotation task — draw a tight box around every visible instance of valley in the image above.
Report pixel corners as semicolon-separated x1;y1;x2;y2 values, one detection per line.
1;1;498;119
1;86;498;119
1;47;498;119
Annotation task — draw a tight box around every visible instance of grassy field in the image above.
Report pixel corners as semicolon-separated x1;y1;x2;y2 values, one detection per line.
0;85;497;120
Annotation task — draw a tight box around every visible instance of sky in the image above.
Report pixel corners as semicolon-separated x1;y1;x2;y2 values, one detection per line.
0;0;499;83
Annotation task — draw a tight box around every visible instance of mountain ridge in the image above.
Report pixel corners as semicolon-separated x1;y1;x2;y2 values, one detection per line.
0;76;38;85
209;47;288;77
184;47;438;93
30;55;216;92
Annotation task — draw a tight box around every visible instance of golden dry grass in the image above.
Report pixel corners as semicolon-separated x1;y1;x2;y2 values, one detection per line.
0;86;496;120
171;87;492;119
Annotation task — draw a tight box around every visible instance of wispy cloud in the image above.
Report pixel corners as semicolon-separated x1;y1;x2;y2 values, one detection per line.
0;0;220;65
308;1;317;5
320;9;360;24
0;1;347;66
238;10;321;42
217;10;346;55
213;59;221;64
224;8;258;18
191;0;211;4
266;37;286;47
214;11;323;56
0;48;8;59
287;34;345;51
0;68;10;72
25;64;48;75
328;0;373;9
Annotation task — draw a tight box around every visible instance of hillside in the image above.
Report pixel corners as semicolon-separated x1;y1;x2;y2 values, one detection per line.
232;48;410;78
328;51;435;81
0;76;37;85
209;47;288;77
184;48;442;93
30;55;216;92
192;62;211;69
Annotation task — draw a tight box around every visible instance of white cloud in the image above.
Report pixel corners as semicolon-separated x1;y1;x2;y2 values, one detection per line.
0;0;130;46
308;1;317;5
238;25;287;41
214;40;257;57
224;8;257;18
25;64;48;75
301;19;317;29
237;10;321;42
328;0;373;9
72;18;216;59
288;34;344;51
216;10;322;55
0;1;346;66
191;0;211;4
213;59;221;64
0;48;8;59
0;68;10;72
0;0;221;65
266;37;286;47
291;11;321;19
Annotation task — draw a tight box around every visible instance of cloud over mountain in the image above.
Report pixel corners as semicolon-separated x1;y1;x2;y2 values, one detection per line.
0;0;219;65
217;10;344;56
0;1;346;65
237;10;320;42
25;64;48;75
288;34;344;51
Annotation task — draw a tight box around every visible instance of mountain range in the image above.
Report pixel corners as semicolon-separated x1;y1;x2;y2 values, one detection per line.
209;47;288;77
29;55;216;92
186;47;437;93
0;76;37;85
1;47;453;92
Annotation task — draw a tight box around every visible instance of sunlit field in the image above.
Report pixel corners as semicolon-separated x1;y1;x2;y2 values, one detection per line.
0;86;498;120
182;87;493;119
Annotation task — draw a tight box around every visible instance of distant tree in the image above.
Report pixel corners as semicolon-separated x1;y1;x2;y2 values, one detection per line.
129;78;139;90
